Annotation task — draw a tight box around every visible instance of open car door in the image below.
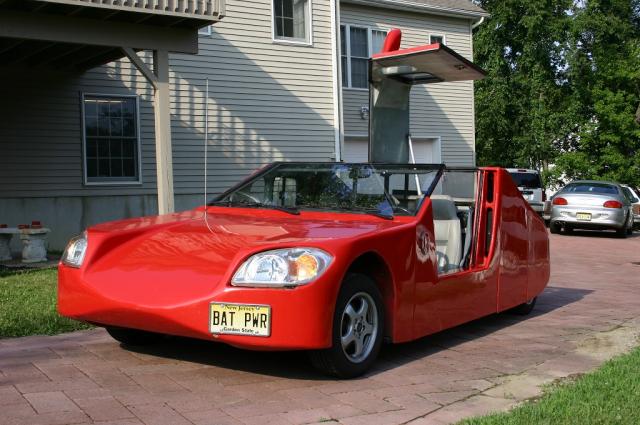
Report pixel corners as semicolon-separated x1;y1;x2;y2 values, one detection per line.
368;29;486;164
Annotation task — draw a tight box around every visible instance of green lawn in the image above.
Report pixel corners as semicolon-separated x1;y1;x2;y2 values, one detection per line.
461;347;640;425
0;268;92;338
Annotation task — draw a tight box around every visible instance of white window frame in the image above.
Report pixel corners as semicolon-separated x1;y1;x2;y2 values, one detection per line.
341;24;388;91
271;0;314;46
198;25;212;36
81;93;143;186
429;33;446;45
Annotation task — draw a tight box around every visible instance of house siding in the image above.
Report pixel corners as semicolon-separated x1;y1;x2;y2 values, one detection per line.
340;3;476;166
0;0;337;249
0;65;157;198
170;0;337;203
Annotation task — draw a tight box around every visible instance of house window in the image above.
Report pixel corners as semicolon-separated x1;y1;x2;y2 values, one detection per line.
273;0;311;44
429;34;446;45
83;95;140;184
341;25;387;89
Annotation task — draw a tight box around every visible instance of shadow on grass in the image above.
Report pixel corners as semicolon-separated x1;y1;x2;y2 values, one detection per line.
121;285;592;380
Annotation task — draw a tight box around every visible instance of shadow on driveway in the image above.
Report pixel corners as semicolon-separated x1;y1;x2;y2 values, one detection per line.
121;285;592;380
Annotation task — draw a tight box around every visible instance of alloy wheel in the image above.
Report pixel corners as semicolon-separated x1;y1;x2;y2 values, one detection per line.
340;292;378;364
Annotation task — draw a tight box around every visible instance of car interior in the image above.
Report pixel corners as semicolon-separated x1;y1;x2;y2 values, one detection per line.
429;170;478;275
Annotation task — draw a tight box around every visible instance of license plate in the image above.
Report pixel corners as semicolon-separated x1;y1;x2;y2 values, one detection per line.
210;303;271;337
576;212;592;221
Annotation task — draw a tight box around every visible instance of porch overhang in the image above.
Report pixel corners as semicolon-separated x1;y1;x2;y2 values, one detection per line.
0;0;225;70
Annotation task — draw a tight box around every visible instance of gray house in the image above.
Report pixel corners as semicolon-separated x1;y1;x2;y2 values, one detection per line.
0;0;487;251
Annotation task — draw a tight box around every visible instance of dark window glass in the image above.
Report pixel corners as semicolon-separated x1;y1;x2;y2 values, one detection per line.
430;35;445;45
562;183;619;195
509;172;542;188
623;187;639;203
274;0;308;42
84;96;139;182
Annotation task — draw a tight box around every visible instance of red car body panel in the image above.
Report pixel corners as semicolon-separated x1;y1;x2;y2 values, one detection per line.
58;167;550;351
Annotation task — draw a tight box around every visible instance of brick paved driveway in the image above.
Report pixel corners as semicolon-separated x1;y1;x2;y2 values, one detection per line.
1;232;640;425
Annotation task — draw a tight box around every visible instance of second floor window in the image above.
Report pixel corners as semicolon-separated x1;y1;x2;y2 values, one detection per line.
341;25;387;89
273;0;311;44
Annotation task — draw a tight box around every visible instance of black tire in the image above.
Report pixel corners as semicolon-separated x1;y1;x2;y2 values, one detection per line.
509;297;537;315
550;222;560;234
616;226;628;239
106;326;164;346
309;273;384;379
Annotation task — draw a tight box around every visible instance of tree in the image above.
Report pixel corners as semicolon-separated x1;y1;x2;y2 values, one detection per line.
473;0;575;174
555;0;640;187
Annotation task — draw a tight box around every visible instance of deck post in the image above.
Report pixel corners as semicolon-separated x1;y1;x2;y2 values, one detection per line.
153;49;175;215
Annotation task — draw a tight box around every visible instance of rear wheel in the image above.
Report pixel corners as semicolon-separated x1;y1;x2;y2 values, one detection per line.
309;273;384;378
509;297;537;315
106;327;164;346
550;222;560;234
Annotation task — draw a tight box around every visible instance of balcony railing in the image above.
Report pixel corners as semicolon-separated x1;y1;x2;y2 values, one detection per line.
35;0;225;20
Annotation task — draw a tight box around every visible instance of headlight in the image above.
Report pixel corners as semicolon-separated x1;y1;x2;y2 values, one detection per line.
62;232;88;268
232;248;333;288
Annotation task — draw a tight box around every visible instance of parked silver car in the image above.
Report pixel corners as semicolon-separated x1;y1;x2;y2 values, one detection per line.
621;185;640;229
550;180;634;237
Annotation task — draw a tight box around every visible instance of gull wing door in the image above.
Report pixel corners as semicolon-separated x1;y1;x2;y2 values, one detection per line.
369;29;486;163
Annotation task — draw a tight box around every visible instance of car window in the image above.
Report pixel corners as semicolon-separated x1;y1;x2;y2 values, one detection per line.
562;183;619;195
509;172;542;189
622;187;639;203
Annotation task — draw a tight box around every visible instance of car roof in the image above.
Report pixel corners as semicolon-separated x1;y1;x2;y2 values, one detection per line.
567;180;620;186
506;168;539;173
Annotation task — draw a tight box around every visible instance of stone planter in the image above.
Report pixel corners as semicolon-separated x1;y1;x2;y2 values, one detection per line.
0;228;16;262
19;228;51;263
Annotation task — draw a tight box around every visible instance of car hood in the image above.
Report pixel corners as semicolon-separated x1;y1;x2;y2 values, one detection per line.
84;206;407;288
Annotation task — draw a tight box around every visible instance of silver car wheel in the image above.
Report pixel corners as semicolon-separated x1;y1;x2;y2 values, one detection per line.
340;292;378;364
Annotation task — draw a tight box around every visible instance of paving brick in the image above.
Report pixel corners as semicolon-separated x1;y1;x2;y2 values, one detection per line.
24;391;81;414
0;385;24;405
183;408;244;425
128;403;193;425
73;396;135;421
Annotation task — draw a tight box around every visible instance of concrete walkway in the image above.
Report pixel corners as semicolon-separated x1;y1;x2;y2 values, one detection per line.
1;232;639;425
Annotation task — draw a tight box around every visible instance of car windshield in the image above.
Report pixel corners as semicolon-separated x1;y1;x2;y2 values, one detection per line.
509;172;541;189
211;163;443;217
562;183;619;195
623;187;639;203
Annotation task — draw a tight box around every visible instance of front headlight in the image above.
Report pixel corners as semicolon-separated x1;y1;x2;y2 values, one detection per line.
62;232;88;268
231;248;333;288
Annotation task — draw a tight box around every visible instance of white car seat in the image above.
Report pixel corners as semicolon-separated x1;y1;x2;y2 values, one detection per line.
430;195;462;273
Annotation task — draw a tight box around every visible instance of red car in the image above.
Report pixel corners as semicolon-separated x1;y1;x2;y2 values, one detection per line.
58;31;549;378
58;164;549;377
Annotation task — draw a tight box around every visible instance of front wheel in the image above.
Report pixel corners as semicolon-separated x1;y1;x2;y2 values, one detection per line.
309;273;384;378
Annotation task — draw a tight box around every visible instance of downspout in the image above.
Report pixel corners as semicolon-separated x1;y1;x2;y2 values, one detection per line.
469;16;484;166
330;0;343;162
471;16;485;30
